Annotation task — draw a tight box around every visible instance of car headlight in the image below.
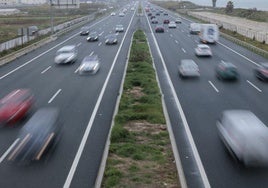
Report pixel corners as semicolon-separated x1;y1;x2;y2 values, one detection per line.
105;39;109;43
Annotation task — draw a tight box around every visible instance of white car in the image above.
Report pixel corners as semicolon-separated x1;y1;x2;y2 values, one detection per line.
195;44;212;57
175;18;182;24
217;110;268;167
78;55;100;75
111;12;116;16
119;12;125;17
115;24;124;32
54;45;77;64
178;59;200;78
168;21;176;28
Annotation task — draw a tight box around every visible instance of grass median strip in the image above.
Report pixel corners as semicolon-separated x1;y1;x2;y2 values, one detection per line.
101;30;180;187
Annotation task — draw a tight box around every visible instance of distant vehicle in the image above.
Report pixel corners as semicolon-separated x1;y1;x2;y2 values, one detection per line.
151;19;158;24
147;12;152;16
105;34;118;45
178;59;200;78
217;110;268;167
130;7;135;11
199;24;219;43
8;108;61;163
168;21;176;28
0;89;34;125
216;62;238;80
175;18;182;24
111;12;116;16
255;62;268;81
156;12;160;16
163;12;168;16
189;23;201;34
80;26;90;36
150;15;156;19
155;25;164;33
78;55;100;75
87;32;99;42
54;45;78;64
163;19;170;24
119;12;125;17
115;24;124;32
195;44;212;57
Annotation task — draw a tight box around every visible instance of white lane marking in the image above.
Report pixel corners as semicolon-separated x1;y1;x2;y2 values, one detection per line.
247;80;262;92
48;89;62;104
77;42;82;47
41;66;51;74
218;41;259;66
170;34;173;37
175;40;178;44
182;48;186;53
74;67;79;74
221;60;225;63
0;139;20;163
109;31;112;33
99;31;104;36
208;81;219;93
63;8;137;188
89;51;94;56
195;40;199;44
98;42;102;46
145;11;211;188
0;16;110;80
187;34;191;37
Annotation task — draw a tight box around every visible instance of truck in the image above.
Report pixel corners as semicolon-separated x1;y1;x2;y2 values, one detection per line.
199;24;219;44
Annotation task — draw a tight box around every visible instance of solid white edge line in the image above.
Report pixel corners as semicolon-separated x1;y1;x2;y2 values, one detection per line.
208;80;219;93
247;80;262;92
145;8;211;188
48;89;62;104
0;16;110;80
89;51;94;56
63;9;137;188
0;138;20;163
41;66;52;74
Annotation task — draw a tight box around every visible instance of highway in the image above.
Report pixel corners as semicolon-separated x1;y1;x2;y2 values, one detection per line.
0;2;268;188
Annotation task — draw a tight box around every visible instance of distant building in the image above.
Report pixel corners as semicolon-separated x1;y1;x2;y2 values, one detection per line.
52;0;80;9
20;0;46;4
0;0;17;5
0;8;20;15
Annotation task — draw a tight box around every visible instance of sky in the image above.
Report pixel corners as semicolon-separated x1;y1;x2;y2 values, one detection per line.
188;0;268;10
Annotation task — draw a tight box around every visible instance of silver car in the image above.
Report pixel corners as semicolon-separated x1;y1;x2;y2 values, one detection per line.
217;110;268;167
178;59;200;78
168;21;176;28
54;45;78;64
115;24;124;32
195;44;212;57
78;55;100;75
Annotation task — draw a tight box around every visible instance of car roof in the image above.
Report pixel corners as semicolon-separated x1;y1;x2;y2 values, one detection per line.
83;55;98;61
197;44;210;48
180;59;197;65
219;61;236;68
58;45;76;51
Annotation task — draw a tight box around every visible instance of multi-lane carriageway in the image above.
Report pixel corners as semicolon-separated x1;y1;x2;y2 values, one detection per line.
0;2;267;188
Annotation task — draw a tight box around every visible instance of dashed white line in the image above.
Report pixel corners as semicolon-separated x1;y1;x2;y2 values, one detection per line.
175;40;179;44
41;66;51;74
182;48;186;53
195;40;199;44
99;31;104;36
0;138;20;163
170;34;173;37
98;42;102;46
89;51;94;56
77;42;82;47
48;89;62;104
208;81;219;93
247;80;262;92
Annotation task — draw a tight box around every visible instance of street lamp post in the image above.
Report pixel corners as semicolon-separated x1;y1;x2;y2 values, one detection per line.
50;0;54;35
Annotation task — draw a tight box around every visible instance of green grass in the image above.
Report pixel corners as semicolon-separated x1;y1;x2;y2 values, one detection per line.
101;30;179;187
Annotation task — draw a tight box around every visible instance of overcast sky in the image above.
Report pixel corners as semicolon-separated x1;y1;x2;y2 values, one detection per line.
188;0;268;10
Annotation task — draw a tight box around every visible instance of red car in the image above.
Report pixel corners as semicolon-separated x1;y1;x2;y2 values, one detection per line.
0;89;34;125
163;19;170;24
155;25;164;33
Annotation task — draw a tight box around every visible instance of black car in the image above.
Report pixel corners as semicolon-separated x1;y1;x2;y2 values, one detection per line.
80;26;90;36
87;32;99;42
8;108;61;164
155;25;164;33
151;19;158;24
150;15;156;19
163;12;168;16
105;34;118;45
163;19;170;24
156;12;160;16
255;62;268;81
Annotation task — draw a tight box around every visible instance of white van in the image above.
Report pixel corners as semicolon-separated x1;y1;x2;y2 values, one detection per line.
199;24;219;44
189;23;200;34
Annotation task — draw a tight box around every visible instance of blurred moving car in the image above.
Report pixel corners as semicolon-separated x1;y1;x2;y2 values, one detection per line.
168;21;176;28
78;55;100;75
0;89;34;125
178;59;200;78
217;110;268;167
150;15;156;20
8;108;61;163
80;26;90;36
119;12;125;17
163;12;168;16
156;12;160;16
195;44;212;57
190;23;201;34
87;32;99;42
255;62;268;81
216;62;238;80
111;12;116;16
151;18;158;24
105;34;118;45
155;25;164;33
163;19;170;24
115;24;124;32
175;18;182;24
54;45;78;64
